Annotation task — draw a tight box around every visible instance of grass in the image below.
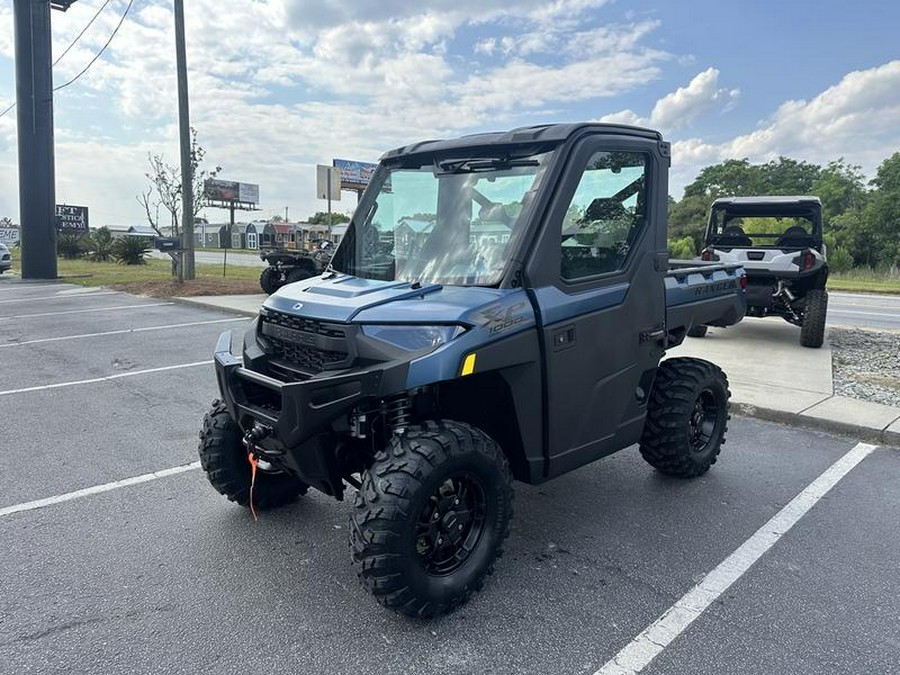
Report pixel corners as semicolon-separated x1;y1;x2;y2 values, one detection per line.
6;248;262;297
828;269;900;295
7;246;900;296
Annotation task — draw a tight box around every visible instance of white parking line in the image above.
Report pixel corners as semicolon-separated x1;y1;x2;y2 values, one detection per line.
0;361;211;397
0;462;202;519
0;291;119;304
2;302;173;319
594;441;878;675
0;317;248;348
0;283;63;292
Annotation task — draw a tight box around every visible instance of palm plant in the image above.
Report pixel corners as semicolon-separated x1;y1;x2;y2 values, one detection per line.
84;227;115;262
112;235;150;265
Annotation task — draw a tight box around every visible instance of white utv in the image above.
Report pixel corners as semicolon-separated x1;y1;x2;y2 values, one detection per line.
695;196;827;348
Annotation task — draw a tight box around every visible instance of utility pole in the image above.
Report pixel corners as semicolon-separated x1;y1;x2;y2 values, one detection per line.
14;0;59;279
174;0;194;280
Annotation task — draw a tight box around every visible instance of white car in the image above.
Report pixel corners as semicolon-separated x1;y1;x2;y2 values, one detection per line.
0;242;11;274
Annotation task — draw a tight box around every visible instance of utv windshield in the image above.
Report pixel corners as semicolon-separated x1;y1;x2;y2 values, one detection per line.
330;149;554;285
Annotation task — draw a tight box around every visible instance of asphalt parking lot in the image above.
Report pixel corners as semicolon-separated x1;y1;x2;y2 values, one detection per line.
1;281;898;675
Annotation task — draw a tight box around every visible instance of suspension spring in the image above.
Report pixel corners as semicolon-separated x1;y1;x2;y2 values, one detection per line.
386;395;413;435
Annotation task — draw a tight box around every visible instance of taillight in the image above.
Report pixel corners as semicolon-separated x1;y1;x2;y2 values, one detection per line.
701;250;712;261
740;274;747;290
803;252;815;270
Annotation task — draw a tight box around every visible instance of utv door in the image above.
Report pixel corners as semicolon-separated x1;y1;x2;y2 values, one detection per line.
527;137;668;477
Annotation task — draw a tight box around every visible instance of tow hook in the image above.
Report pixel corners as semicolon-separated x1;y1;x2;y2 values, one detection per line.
243;424;272;461
243;424;273;521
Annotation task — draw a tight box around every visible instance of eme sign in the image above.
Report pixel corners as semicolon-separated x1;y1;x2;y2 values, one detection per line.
56;205;89;233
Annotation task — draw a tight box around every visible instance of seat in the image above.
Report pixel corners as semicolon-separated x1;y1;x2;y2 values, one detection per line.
715;225;752;247
774;225;812;249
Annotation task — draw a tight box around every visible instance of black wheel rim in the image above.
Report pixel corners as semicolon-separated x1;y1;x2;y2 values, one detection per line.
414;473;487;575
689;389;719;453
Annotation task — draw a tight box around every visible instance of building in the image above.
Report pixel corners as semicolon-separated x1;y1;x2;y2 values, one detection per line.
105;225;159;240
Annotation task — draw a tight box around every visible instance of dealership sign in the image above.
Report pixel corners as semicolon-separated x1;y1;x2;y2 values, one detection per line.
333;159;377;191
56;204;89;234
204;179;260;205
0;226;19;243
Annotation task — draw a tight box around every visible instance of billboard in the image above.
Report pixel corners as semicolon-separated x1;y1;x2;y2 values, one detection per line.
204;179;260;204
333;158;377;191
56;204;89;234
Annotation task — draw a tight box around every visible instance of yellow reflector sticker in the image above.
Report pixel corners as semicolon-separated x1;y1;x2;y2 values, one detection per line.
461;353;476;376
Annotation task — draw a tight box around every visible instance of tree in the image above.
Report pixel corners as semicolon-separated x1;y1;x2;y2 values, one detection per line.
682;158;765;199
812;159;867;219
668;236;696;259
757;156;821;195
668;194;710;249
863;152;900;268
137;128;221;277
306;211;351;225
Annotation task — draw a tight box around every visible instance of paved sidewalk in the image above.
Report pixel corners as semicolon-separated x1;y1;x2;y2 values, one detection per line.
676;319;900;445
176;294;900;445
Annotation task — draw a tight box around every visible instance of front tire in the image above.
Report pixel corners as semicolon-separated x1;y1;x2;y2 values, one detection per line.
349;420;514;618
198;400;306;509
800;288;827;348
640;358;730;478
259;267;282;294
687;325;708;338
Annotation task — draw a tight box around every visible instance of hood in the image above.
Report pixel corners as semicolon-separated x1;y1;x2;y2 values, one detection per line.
264;274;512;325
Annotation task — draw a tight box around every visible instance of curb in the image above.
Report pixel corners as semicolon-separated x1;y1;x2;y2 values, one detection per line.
732;402;900;448
169;295;261;318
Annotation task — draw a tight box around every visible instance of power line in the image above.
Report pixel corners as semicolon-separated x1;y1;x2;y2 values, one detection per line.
53;0;135;92
0;0;133;118
53;0;114;67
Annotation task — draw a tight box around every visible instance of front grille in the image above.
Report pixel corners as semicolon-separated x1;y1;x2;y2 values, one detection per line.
270;340;346;371
262;310;345;338
260;309;351;377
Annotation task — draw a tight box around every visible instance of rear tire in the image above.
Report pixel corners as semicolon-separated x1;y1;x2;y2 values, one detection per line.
687;325;708;338
198;400;306;509
259;267;282;294
349;420;514;618
640;358;730;478
800;288;827;348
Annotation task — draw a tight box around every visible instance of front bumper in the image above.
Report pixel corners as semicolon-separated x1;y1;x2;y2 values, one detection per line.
213;330;406;450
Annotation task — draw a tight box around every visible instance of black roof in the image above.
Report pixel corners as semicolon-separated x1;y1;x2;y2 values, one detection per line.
712;196;821;208
710;196;822;221
380;123;662;160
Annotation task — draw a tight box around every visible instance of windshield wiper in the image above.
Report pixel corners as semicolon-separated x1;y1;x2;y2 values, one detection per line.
436;157;540;174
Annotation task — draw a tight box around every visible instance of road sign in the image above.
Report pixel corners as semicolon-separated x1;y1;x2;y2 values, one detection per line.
317;165;342;201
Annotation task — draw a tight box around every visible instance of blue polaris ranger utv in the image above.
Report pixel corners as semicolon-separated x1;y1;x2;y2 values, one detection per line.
200;124;747;617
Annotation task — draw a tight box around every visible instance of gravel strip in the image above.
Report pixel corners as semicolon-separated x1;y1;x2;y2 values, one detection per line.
830;327;900;407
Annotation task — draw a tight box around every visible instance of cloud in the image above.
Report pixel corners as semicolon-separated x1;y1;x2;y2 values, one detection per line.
599;67;739;132
0;0;672;223
669;60;900;194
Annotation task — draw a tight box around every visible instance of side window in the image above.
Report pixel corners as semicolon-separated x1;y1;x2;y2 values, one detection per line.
560;151;648;280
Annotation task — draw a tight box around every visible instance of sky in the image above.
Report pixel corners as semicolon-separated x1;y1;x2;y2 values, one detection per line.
1;0;898;227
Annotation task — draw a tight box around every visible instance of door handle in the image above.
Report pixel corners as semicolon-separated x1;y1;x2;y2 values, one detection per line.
551;325;576;352
640;327;666;345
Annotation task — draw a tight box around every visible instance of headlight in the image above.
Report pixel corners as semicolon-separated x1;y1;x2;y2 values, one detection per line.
361;324;466;351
